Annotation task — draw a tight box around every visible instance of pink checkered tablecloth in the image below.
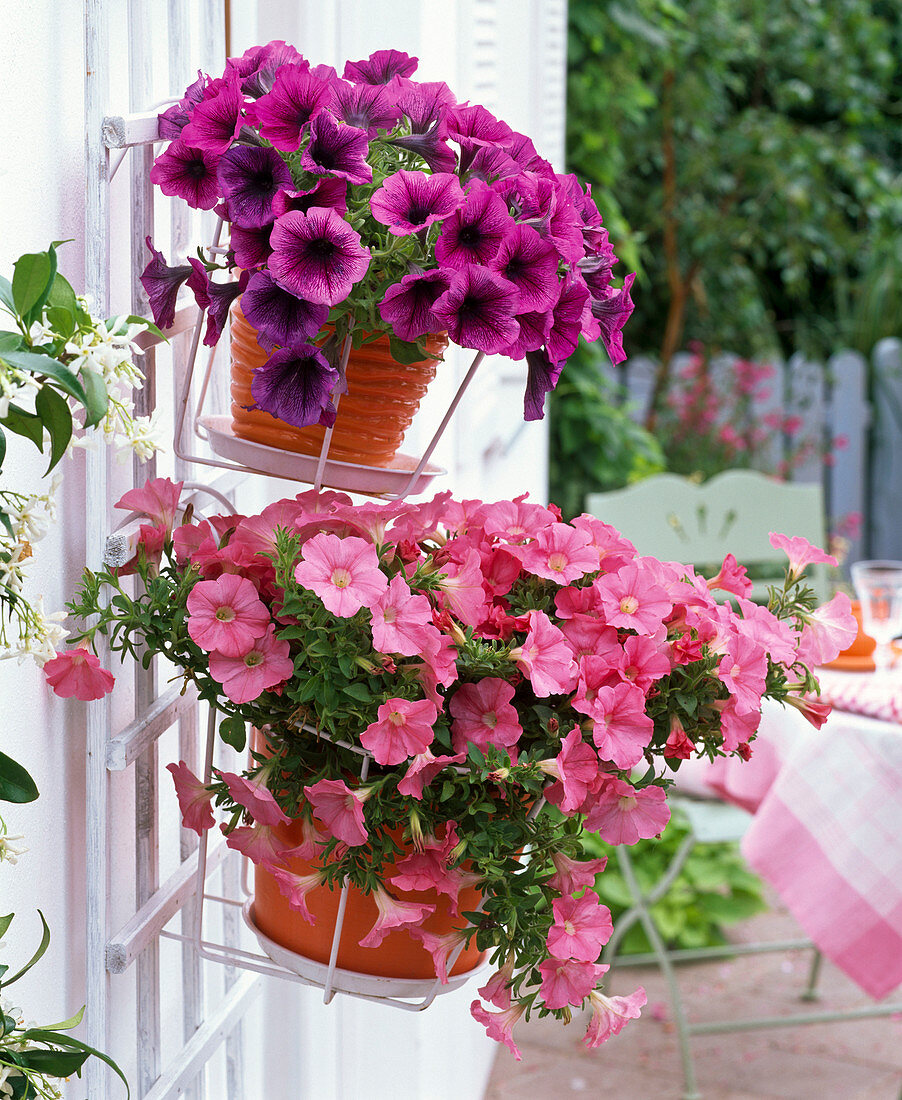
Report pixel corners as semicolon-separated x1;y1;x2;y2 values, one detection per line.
687;673;902;1000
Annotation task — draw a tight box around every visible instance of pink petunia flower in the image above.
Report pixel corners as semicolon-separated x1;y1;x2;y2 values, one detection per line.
303;778;369;846
369;574;435;656
358;885;435;949
218;770;290;827
706;553;752;598
570;514;636;573
408;926;469;984
293;533;388;617
516;523;598;583
510;610;578;696
784;692;832;730
594;563;673;636
547;851;608;895
545;892;613;962
539;956;598;1009
589;682;654;769
540;727;599;813
114;476;183;530
449;678;522;754
583;779;671;845
718;632;768;715
769;532;837;580
478;955;516;1009
795;592;858;668
433;548;488;626
360;697;438;766
222;821;288;870
582;986;647;1049
615;634;672;692
186;574;271;657
470;999;526;1061
44;644;115;701
166;760;216;835
269;866;325;924
208;625;294;704
397;749;466;799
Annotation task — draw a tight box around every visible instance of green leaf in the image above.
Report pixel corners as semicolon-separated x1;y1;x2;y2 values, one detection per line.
0;275;14;312
18;1048;90;1078
46;271;79;317
219;715;247;751
16;1030;130;1097
0;331;23;354
4;911;50;985
79;367;109;428
0;347;88;406
124;314;167;342
0;913;14;940
26;1005;85;1032
1;405;44;451
12;251;53;317
389;335;430;365
35;384;73;473
0;424;5;470
0;750;40;803
45;305;75;342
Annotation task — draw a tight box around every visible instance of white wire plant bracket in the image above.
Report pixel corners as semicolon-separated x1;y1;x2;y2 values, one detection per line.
161;707;545;1012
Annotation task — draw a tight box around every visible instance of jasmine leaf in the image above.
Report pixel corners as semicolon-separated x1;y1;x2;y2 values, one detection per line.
35;384;73;472
12;251;53;317
0;749;40;803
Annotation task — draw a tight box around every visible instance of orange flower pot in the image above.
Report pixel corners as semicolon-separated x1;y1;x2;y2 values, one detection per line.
839;599;876;659
229;303;448;467
252;814;485;981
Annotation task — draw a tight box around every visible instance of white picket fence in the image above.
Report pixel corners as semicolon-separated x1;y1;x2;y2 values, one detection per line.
605;338;902;570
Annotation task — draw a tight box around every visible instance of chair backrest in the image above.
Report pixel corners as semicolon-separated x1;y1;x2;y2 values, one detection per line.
585;470;830;602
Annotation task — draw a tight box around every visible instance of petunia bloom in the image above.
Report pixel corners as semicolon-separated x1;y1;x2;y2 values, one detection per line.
470;999;526;1060
360;697;438;766
166;761;216;835
582;986;647;1049
186;573;271;657
149;140;221;210
268;207;371;306
249;344;339;429
245;63;332;151
218;770;291;827
769;532;838;580
435;184;512;269
300;111;372;185
293;532;388;617
358;885;435;949
370;170;464;235
378;269;451;343
545;892;613;962
303;778;370;846
269;866;325;924
583;779;671;845
539;956;598;1010
217;144;294;229
208;624;294;703
430;265;520;355
449;678;522;754
44;645;116;701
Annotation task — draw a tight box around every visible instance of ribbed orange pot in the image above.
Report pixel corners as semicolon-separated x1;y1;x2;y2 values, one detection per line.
230;303;448;467
253;815;485;980
838;599;876;659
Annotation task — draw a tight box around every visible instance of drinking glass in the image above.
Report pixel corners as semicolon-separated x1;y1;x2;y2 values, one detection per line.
850;560;902;675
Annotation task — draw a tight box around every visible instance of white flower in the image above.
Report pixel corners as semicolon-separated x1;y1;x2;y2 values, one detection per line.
0;832;26;865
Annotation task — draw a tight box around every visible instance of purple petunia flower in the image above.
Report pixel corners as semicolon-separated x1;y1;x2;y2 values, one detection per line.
502;131;550;174
463;146;518;185
343;50;418;85
244;63;332;151
523;347;566;421
390;124;457;174
579;237;618;297
397;81;456;134
139;238;203;329
370;171;464;236
149;140;221;210
589;274;635;366
378;269;452;342
546;275;590;364
435;184;514;269
268;207;371;306
499;308;554;361
489;223;560;313
271;179;348;220
249;344;339;428
230;223;274;270
217;145;293;229
300;112;372;186
180;72;245;152
202;269;250;348
443;103;514;173
329;80;401;137
510;173;584;265
230;40;306;98
430;266;520;354
241;271;329;349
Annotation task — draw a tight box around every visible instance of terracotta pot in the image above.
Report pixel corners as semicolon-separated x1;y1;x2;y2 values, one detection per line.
253;815;485;980
229;303;448;467
838;599;876;659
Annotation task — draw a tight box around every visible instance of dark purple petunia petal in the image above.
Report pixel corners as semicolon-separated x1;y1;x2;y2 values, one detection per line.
271;178;348;219
300;112;372;185
139;238;193;329
217;145;293;229
370;171;464;236
434;183;514;269
343;50;418;85
397;81;456;133
546;274;589;363
329;79;401;137
589;273;635;366
230;222;274;270
389;125;457;174
186;258;211;310
505;173;584;265
158;102;190;139
149;140;221;210
463;146;519;185
180;72;245;153
241;270;329;349
523;347;566;421
268;207;371;307
244;63;332;151
502;131;551;174
378;269;452;342
430;266;520;354
249;344;339;428
579;236;618;297
231;40;306;97
442;103;514;173
489;223;560;313
203;269;249;347
499;308;554;361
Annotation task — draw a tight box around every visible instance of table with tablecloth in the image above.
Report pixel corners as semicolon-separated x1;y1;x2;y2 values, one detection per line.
682;670;902;1001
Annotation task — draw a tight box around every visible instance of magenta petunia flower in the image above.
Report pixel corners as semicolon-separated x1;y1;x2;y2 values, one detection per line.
149;139;221;210
583;779;671;845
369;574;435;656
489;223;560;313
430;266;520;354
249;343;338;429
216;144;293;228
268;207;371;306
359;697;438;766
300;111;372;185
370;170;464;235
208;624;294;703
166;761;216;836
241;270;329;349
293;532;388;617
464;146;518;185
303;777;369;846
378;269;451;342
397;81;456;133
186;573;271;657
115;475;183;529
343;49;418;85
231;40;306;97
539;957;597;1010
180;72;245;152
546;891;613;962
718;632;768;715
500;309;553;361
540;726;599;814
271;178;348;219
329;79;401;137
509;610;578;697
588;682;654;770
230;222;273;270
546;273;590;363
523;347;565;421
140;239;208;330
244;62;332;151
390;123;458;174
795;592;858;668
200;269;248;347
589;273;635;366
582;986;647;1049
449;678;522;754
434;184;513;269
443;103;514;173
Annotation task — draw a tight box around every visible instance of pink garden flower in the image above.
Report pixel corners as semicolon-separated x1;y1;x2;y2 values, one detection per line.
270;867;325;924
769;532;838;580
583;779;671;845
358;885;435;949
795;591;858;668
510;610;577;696
293;532;387;616
582;986;647;1048
397;749;466;800
218;770;290;827
784;691;833;730
303;778;369;846
208;624;294;703
588;682;654;769
114;476;183;530
547;851;608;895
718;632;768;715
540;727;599;813
44;645;115;701
478;956;516;1009
706;553;752;598
186;573;271;657
166;760;215;835
449;678;522;754
516;523;598;583
408;926;469;984
539;956;598;1009
593;562;672;636
545;892;613;962
369;574;435;656
360;697;438;765
470;999;526;1061
433;548;488;626
222;821;288;870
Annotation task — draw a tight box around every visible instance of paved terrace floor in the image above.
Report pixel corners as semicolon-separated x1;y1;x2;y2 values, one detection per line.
484;893;902;1100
